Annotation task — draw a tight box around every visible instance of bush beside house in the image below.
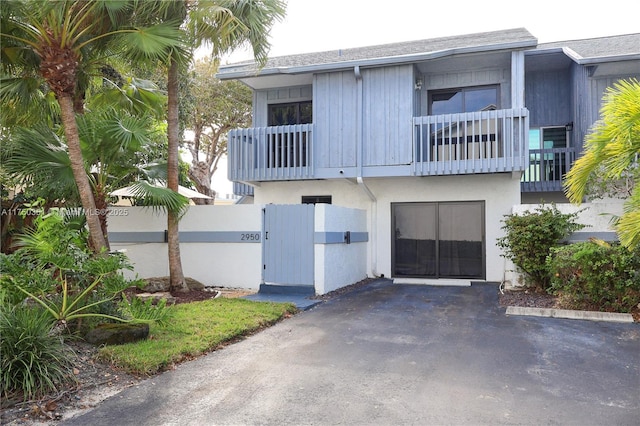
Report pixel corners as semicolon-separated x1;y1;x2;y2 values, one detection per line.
548;241;640;313
497;205;583;291
498;205;640;314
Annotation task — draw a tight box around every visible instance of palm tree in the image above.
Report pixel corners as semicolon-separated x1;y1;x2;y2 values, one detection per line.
564;78;640;249
134;0;285;291
0;0;183;253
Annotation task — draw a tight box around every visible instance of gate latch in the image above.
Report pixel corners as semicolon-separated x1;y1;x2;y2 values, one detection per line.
344;231;351;244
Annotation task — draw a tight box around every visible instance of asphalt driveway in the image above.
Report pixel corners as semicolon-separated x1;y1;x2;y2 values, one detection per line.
63;280;640;426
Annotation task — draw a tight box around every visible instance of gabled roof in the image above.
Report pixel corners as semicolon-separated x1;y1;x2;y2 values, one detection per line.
532;33;640;64
217;28;537;79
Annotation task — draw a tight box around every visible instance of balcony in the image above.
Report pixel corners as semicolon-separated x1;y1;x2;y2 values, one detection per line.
228;109;529;183
228;124;313;182
521;147;578;192
412;108;529;175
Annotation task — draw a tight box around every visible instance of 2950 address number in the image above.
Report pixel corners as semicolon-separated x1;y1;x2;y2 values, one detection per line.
240;233;260;241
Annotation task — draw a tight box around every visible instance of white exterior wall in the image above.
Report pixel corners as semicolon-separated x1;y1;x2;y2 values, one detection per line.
314;204;368;294
109;205;263;289
108;207;169;280
514;199;624;231
253;173;522;282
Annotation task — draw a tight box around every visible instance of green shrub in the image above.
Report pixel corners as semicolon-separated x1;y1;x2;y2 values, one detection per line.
0;302;75;401
547;241;640;312
497;204;583;290
0;252;59;305
1;211;170;330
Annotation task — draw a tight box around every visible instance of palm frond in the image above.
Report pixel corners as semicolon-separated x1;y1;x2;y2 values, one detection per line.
565;78;640;203
0;75;59;127
127;181;189;217
3;125;76;193
617;188;640;249
214;0;286;65
116;22;188;65
89;77;166;117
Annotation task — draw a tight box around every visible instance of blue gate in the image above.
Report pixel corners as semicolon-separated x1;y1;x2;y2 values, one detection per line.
262;204;315;287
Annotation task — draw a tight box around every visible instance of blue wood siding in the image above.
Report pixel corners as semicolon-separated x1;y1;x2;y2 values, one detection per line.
572;65;639;153
525;68;572;128
362;65;414;166
314;71;358;168
571;64;590;153
590;74;640;119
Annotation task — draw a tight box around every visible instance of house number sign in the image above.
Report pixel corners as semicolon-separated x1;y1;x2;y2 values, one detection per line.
240;233;261;241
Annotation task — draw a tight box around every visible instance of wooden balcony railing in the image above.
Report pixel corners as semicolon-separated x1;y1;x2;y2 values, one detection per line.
412;108;529;175
228;124;314;182
521;147;578;192
228;109;530;184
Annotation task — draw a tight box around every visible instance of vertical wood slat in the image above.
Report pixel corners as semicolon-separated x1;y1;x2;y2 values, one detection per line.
521;147;577;192
412;108;529;176
228;124;313;182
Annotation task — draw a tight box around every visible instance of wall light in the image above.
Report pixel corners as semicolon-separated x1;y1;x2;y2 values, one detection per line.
414;78;423;91
565;122;574;132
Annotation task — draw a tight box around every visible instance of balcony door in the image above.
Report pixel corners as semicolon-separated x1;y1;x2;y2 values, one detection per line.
525;126;570;184
392;202;485;279
426;86;500;161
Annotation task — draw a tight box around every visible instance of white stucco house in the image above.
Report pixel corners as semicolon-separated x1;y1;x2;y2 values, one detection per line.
214;28;639;288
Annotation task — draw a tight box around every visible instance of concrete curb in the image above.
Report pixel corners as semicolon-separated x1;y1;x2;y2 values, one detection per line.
393;278;471;286
506;306;634;323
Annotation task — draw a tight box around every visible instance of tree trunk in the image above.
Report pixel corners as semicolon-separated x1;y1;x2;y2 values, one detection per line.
93;183;111;251
188;163;216;205
58;95;109;254
167;58;188;292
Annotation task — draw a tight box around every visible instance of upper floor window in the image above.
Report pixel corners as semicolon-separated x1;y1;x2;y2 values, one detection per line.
268;101;312;126
429;86;498;115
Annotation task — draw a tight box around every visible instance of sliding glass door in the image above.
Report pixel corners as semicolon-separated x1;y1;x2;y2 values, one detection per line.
392;202;485;279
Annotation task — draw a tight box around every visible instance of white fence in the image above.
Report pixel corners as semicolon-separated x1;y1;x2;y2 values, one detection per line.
107;204;368;294
109;205;263;289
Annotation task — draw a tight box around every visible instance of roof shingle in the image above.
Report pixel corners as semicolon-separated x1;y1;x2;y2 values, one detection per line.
218;28;537;77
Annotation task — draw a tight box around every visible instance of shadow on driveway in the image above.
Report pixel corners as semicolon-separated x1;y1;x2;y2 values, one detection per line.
64;279;640;426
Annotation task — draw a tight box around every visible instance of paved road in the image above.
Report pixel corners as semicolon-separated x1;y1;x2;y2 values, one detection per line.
64;280;640;425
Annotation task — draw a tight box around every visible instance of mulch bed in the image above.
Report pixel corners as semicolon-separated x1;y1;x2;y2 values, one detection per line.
499;287;640;322
498;288;559;309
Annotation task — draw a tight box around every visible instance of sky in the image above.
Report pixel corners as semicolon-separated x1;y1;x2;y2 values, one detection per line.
220;0;639;63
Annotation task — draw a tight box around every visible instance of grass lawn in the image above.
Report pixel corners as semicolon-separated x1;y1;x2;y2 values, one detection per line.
97;298;297;376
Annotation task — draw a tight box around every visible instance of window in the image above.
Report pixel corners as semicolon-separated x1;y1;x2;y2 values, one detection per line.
266;101;312;168
429;86;498;115
529;126;567;150
302;195;331;205
424;86;500;161
268;101;312;126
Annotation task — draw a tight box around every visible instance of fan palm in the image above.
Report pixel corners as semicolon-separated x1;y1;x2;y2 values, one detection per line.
2;104;185;249
0;0;184;253
564;78;640;249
